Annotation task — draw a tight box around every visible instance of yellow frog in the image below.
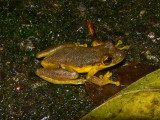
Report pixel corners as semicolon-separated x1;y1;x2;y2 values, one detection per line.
36;21;129;86
36;39;129;86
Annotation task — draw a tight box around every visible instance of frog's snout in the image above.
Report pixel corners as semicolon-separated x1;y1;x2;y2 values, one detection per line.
112;51;125;64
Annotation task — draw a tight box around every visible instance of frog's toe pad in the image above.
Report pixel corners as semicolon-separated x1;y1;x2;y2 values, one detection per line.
115;81;120;86
103;72;112;79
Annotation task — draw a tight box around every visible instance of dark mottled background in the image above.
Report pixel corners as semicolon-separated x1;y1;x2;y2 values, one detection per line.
0;0;160;119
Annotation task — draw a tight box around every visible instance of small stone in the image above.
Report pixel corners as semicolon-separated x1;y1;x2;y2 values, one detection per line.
23;57;28;62
156;38;160;41
139;10;146;17
20;39;35;51
147;32;155;39
0;47;3;51
5;61;11;65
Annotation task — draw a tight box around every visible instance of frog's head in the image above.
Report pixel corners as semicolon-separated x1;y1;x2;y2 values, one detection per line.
100;40;125;68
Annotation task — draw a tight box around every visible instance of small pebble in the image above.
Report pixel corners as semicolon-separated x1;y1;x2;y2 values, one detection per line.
147;32;155;39
0;47;3;51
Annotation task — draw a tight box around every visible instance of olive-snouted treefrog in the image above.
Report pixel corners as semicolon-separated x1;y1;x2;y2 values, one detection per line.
36;20;129;86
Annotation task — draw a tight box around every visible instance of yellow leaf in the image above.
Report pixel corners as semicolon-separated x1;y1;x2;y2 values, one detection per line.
81;68;160;120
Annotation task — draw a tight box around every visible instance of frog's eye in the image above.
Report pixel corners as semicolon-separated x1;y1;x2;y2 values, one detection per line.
102;56;112;65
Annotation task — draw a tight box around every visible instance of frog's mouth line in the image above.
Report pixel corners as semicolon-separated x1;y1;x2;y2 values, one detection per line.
106;55;125;68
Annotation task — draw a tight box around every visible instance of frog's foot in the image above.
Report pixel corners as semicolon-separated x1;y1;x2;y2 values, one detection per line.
91;40;104;47
74;42;87;47
102;71;120;86
87;71;120;86
36;68;86;85
115;40;130;50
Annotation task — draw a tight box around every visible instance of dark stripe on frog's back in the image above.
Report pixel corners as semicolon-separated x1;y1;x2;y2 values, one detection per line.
44;46;109;67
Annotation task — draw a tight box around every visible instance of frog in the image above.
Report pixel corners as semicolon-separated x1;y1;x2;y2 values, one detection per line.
36;39;129;86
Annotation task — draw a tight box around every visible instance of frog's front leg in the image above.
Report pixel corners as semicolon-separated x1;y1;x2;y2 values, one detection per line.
36;64;86;84
86;68;120;86
115;40;130;50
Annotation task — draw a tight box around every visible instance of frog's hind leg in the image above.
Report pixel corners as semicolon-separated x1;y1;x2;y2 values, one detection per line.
36;43;77;58
36;42;88;58
36;67;86;85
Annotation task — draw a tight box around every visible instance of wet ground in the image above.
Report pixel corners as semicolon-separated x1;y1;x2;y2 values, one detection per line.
0;0;160;119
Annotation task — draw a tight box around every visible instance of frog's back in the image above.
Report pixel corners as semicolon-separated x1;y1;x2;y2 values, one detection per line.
44;46;109;67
